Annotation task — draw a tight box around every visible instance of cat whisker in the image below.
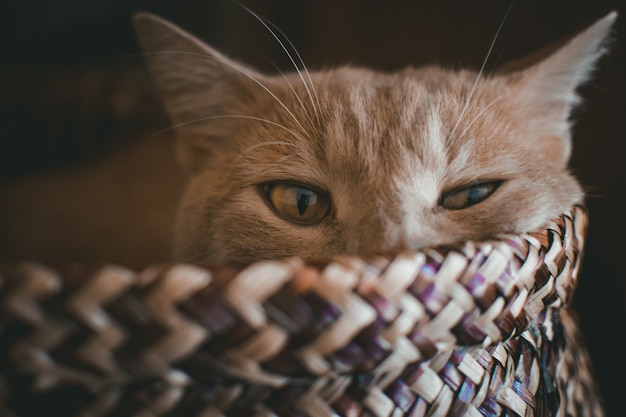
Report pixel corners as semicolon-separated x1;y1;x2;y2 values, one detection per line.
139;50;309;136
266;59;316;129
583;192;605;199
581;185;604;199
448;0;516;141
456;91;509;141
235;2;320;117
151;114;306;143
487;46;507;79
234;141;300;164
266;20;322;114
277;153;300;163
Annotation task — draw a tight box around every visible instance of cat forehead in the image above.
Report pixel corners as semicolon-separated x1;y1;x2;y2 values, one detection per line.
265;67;514;168
272;66;513;143
236;66;519;201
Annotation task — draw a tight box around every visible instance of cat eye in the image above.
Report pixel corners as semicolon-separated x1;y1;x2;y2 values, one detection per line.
263;183;331;225
440;181;502;210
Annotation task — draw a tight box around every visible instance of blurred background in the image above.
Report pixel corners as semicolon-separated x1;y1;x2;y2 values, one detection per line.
0;0;624;415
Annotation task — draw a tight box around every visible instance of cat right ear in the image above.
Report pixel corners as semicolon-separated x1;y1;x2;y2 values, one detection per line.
505;12;617;166
133;12;263;173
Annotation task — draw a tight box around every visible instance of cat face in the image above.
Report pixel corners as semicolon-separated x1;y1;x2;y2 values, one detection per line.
134;12;615;265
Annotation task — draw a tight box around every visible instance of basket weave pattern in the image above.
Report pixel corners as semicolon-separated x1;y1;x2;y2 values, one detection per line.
0;205;603;417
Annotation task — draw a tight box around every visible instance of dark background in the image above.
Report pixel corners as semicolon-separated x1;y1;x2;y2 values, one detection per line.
1;0;624;415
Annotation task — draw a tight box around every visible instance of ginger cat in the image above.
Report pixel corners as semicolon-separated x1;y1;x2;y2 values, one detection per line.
133;12;615;266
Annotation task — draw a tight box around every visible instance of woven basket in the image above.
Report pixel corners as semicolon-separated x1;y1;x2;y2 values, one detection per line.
0;205;603;417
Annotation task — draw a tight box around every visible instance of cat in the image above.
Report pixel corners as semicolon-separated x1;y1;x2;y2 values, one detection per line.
133;11;616;266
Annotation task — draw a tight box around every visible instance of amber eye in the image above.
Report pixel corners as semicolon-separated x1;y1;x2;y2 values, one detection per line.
440;181;502;210
263;183;331;225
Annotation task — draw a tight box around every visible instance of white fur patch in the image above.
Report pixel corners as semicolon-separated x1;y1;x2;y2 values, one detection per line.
388;111;446;249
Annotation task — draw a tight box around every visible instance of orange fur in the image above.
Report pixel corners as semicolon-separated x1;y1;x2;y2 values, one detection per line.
134;12;615;266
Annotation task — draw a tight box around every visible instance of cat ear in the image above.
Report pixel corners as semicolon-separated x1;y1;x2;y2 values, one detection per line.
509;12;616;165
133;12;263;172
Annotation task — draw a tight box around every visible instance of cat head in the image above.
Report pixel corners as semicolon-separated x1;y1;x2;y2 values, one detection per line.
134;12;616;265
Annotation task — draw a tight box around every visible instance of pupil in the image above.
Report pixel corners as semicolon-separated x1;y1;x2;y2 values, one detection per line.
297;189;310;215
468;186;485;204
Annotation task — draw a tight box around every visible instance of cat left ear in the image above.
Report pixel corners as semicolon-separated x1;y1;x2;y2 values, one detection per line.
133;12;266;173
510;12;617;165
